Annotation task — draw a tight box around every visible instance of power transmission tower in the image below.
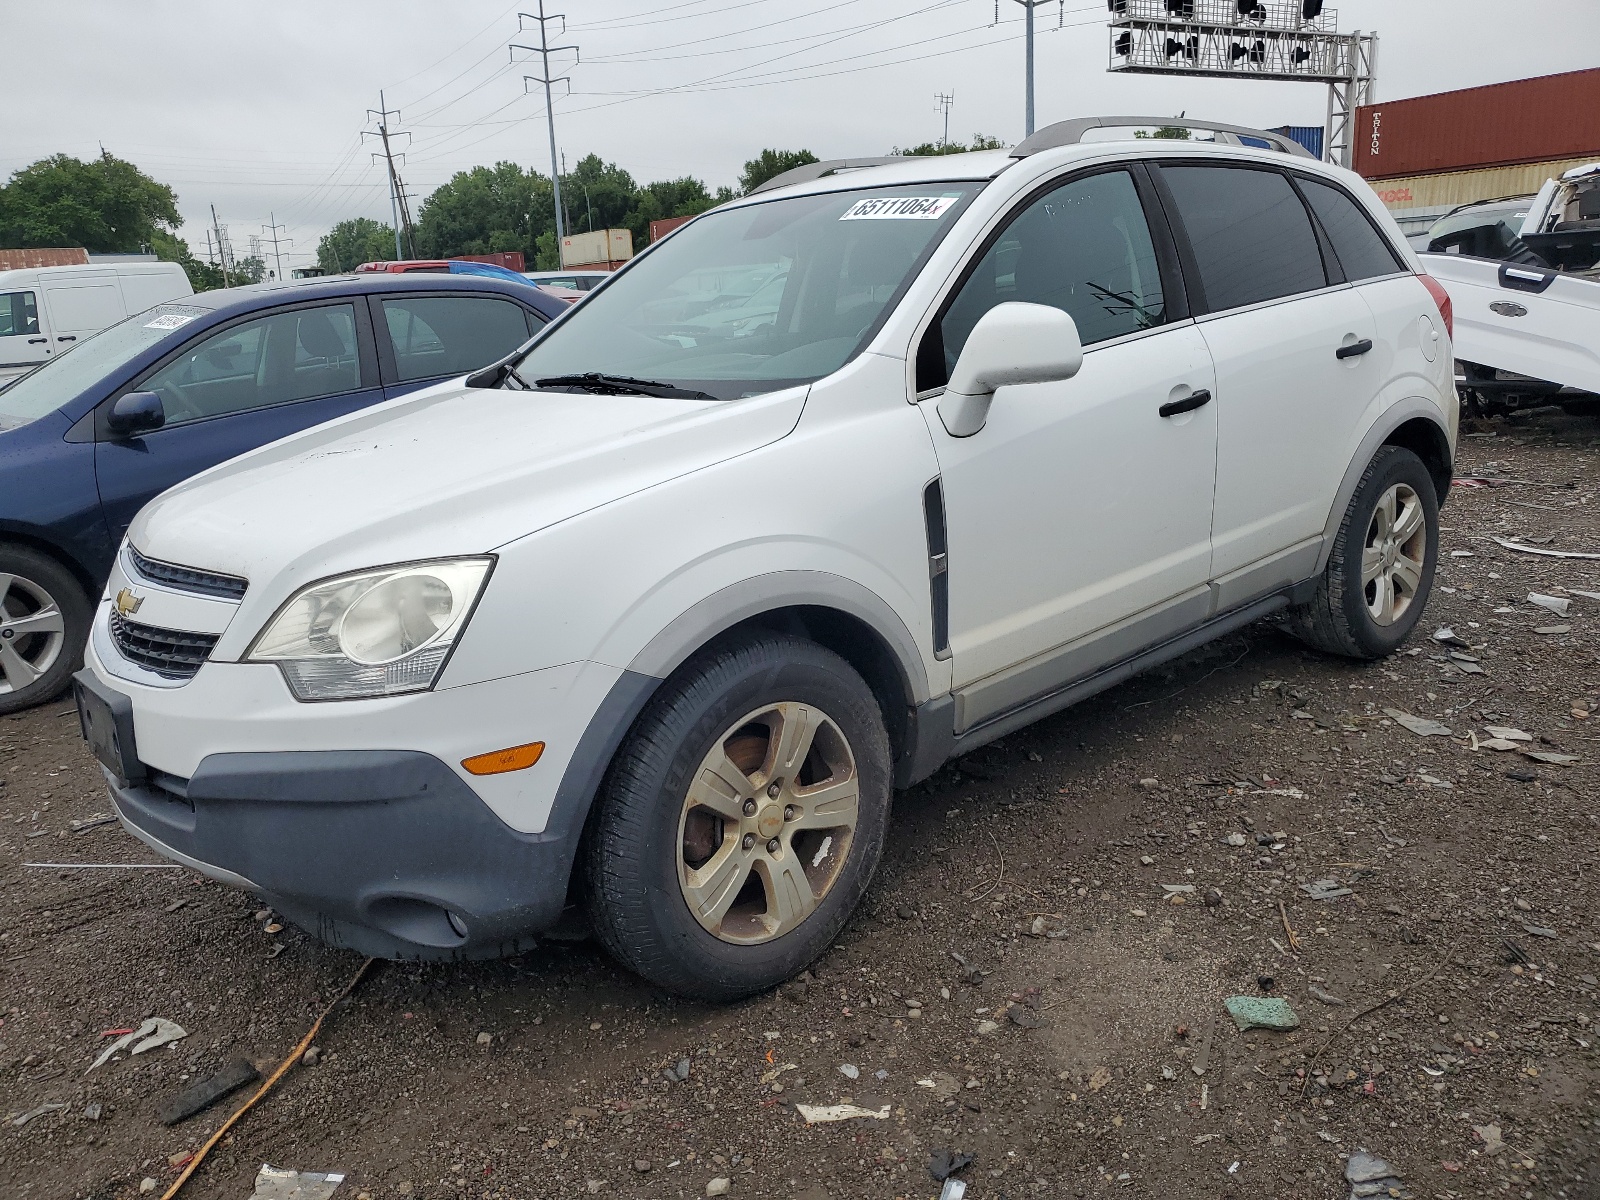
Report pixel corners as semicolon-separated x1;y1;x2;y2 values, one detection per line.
935;91;955;147
209;205;232;287
364;92;413;261
260;214;291;281
512;3;579;258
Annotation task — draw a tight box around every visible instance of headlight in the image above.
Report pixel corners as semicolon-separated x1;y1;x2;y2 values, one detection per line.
246;558;493;701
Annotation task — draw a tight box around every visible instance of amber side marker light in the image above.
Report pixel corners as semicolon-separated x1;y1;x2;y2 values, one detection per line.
461;742;545;775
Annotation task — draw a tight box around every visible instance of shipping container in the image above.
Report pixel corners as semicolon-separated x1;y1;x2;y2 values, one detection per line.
0;247;90;271
1270;125;1324;160
649;215;693;243
1355;68;1600;181
561;229;634;270
452;251;526;273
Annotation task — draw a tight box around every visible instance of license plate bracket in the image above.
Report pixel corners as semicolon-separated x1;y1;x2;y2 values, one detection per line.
73;670;144;788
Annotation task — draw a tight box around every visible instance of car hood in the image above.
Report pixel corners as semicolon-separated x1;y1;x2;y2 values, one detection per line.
130;380;806;607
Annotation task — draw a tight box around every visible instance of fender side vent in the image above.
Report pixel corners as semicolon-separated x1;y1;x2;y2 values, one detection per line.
923;478;950;658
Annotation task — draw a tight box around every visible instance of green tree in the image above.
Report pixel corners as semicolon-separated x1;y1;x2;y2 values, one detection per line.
412;162;553;263
893;134;1007;157
148;229;263;292
738;149;819;195
317;217;397;273
0;152;181;252
1134;126;1192;139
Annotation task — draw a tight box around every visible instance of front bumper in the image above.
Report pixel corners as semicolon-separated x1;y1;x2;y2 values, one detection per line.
105;746;574;959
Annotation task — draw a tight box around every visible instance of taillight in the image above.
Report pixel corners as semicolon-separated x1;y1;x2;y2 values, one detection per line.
1417;273;1453;340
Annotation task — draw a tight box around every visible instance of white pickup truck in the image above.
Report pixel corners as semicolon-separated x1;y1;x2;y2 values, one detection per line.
1417;162;1600;414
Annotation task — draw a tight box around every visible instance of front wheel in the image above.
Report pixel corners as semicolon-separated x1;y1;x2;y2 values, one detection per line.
1285;445;1439;660
584;632;891;1001
0;545;90;715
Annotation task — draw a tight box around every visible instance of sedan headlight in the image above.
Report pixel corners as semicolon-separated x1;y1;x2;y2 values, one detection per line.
247;558;493;701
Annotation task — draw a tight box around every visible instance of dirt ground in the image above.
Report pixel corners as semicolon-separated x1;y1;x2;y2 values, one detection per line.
4;407;1599;1200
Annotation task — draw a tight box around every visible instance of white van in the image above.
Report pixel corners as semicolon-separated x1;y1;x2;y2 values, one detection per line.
0;262;192;385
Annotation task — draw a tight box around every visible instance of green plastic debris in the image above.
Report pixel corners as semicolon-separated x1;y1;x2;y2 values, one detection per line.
1223;996;1300;1032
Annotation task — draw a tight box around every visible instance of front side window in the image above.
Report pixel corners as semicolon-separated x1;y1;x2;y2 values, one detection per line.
1300;179;1405;281
1161;165;1327;312
926;170;1167;388
381;295;532;383
511;183;983;400
136;304;361;427
0;291;40;337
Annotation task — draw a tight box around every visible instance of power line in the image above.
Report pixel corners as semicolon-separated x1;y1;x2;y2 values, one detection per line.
935;90;955;146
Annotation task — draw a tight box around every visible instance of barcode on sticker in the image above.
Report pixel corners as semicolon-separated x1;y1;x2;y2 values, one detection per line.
840;196;959;221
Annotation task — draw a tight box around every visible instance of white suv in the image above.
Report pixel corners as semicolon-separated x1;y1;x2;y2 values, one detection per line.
76;118;1457;1000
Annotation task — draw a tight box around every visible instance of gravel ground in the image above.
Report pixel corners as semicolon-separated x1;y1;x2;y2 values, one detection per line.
3;407;1599;1200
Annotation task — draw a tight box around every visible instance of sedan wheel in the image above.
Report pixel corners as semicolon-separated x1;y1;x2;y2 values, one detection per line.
0;571;68;698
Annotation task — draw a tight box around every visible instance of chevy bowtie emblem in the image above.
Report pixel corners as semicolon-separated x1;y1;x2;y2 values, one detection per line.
115;588;144;616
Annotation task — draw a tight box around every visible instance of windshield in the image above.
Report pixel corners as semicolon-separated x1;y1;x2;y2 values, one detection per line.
513;183;982;399
0;302;214;427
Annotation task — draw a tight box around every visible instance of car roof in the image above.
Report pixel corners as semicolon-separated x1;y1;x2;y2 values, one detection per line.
197;272;569;321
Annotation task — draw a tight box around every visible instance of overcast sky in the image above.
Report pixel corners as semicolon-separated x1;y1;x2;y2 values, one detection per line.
4;0;1595;271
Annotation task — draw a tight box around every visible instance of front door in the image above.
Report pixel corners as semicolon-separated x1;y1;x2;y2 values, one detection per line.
94;301;384;544
0;287;52;379
917;167;1219;731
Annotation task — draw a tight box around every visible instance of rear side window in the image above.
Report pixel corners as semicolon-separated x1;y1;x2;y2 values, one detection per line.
381;295;531;383
1300;179;1405;281
0;290;39;337
1161;165;1326;312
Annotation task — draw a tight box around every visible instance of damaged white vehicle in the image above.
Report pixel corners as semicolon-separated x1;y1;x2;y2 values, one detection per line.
76;117;1455;1000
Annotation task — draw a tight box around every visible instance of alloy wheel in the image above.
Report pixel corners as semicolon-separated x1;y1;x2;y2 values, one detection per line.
1361;482;1426;627
0;572;67;697
676;701;859;944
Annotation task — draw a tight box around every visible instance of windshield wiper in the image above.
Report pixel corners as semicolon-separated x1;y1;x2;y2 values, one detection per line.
533;372;717;401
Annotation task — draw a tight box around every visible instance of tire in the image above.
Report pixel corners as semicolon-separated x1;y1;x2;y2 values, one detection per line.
1285;445;1439;660
0;544;91;715
584;632;892;1001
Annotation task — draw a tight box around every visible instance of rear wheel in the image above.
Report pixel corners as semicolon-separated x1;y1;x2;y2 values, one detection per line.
0;545;90;715
584;632;891;1001
1285;446;1439;660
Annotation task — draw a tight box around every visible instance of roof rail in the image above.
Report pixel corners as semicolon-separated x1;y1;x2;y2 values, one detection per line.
748;156;912;195
1011;116;1316;160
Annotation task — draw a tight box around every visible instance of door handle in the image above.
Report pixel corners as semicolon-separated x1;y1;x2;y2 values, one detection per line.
27;337;47;344
57;335;77;343
1159;388;1212;418
1335;338;1373;360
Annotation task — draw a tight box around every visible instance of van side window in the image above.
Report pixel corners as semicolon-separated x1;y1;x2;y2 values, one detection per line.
137;304;362;427
1159;165;1327;312
0;291;40;337
1300;179;1406;281
921;170;1166;389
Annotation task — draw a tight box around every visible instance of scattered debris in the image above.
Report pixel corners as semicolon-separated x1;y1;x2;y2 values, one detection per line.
11;1102;67;1127
87;1018;188;1072
1221;832;1248;847
69;814;117;833
1522;923;1559;939
705;1177;731;1197
82;1102;102;1121
1432;626;1471;648
250;1164;346;1200
1088;1065;1112;1091
1308;984;1346;1006
1344;1150;1404;1200
1534;624;1571;635
1492;536;1600;560
663;1057;692;1084
938;1181;968;1200
794;1103;890;1124
160;1058;261;1126
1528;592;1572;617
1301;879;1353;901
1383;708;1452;737
1192;1017;1215;1077
927;1148;974;1182
1223;996;1300;1032
837;1063;859;1080
1006;1004;1043;1029
1485;726;1533;741
1473;1123;1505;1156
1522;749;1579;765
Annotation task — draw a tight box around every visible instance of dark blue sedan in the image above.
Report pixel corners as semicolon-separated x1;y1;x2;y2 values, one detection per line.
0;272;567;712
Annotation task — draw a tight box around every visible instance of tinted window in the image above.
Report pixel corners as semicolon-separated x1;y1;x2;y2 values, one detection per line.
381;295;531;382
1161;165;1326;311
1301;179;1405;280
0;291;40;337
138;304;362;426
930;170;1166;385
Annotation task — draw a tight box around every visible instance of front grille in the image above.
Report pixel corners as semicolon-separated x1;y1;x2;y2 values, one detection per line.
109;611;219;680
128;545;248;600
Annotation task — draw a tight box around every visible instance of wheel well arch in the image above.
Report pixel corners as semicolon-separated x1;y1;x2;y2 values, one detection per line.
0;527;99;601
1382;416;1453;503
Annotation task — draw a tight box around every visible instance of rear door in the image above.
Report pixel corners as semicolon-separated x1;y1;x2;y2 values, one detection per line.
0;287;51;377
371;291;537;397
1156;162;1379;589
93;300;384;543
40;273;126;351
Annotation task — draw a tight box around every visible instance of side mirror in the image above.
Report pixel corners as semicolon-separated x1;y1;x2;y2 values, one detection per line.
106;391;165;438
936;303;1084;438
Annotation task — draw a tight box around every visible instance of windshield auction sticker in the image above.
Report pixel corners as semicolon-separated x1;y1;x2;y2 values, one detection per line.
839;195;960;221
144;305;209;331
